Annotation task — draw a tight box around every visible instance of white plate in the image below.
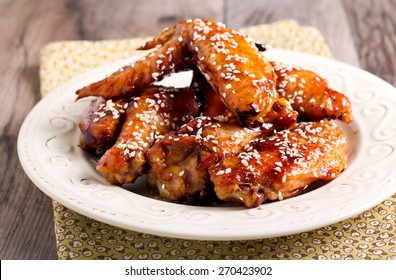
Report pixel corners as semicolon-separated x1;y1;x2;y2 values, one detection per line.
18;49;396;240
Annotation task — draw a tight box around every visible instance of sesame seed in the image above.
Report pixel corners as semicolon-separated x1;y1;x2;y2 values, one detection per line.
152;72;159;80
216;170;225;176
278;191;284;200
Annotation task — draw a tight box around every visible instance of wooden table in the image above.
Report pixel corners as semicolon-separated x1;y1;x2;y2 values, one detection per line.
1;0;395;260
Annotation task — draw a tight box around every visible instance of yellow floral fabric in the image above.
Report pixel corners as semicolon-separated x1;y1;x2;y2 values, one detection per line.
40;20;396;260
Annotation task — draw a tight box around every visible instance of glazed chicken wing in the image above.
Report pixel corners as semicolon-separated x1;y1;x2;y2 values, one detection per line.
96;86;200;185
272;61;353;123
186;19;277;125
147;117;262;204
76;35;193;100
77;19;278;125
140;19;278;125
79;97;128;156
209;121;348;208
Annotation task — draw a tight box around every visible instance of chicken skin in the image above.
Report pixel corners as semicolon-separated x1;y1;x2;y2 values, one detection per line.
209;121;348;208
76;19;278;125
79;97;128;156
96;86;200;185
271;61;353;123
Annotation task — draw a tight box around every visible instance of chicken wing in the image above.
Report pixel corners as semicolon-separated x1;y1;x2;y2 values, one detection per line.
96;86;201;185
79;97;127;156
272;61;353;123
147;116;263;204
77;19;278;125
76;34;194;100
209;121;348;208
183;19;277;125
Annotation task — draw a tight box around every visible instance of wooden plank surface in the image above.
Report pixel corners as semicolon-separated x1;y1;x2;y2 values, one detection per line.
343;0;396;86
0;0;395;259
226;0;360;66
